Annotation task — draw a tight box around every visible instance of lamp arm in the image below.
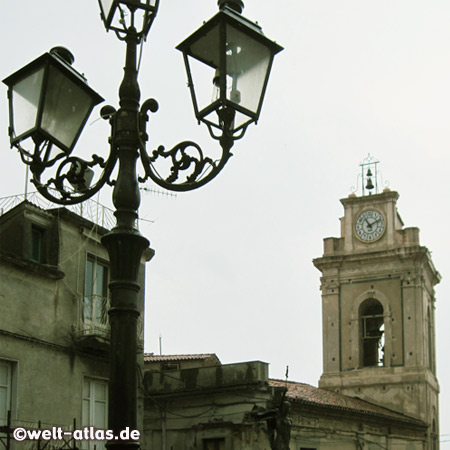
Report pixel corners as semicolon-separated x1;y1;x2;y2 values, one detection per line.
30;147;118;205
16;139;70;177
204;121;250;143
137;103;240;192
138;138;233;192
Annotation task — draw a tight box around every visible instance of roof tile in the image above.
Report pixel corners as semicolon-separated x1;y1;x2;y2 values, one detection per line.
144;353;220;363
269;379;424;425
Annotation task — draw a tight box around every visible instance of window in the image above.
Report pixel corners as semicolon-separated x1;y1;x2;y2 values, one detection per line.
432;419;438;450
360;299;384;367
84;256;109;328
82;378;108;450
161;362;180;371
427;307;435;373
30;226;44;262
203;438;225;450
0;360;15;427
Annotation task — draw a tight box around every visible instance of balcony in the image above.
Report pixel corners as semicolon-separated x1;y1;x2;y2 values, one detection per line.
74;295;144;354
74;295;110;354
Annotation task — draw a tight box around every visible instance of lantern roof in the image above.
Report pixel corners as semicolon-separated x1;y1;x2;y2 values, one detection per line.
176;6;283;66
3;49;103;105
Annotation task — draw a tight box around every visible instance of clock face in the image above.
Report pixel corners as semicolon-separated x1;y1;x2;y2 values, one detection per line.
355;209;385;242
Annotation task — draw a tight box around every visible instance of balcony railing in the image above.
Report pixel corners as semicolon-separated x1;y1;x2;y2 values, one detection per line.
74;295;143;351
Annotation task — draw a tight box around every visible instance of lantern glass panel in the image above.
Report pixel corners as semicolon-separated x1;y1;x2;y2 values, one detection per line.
99;0;114;22
11;68;44;140
121;0;158;8
41;66;95;150
225;23;271;114
139;0;158;8
188;24;221;69
185;56;217;116
185;24;221;115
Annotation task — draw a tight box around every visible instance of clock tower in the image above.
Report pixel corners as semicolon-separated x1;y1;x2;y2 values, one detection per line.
313;180;440;447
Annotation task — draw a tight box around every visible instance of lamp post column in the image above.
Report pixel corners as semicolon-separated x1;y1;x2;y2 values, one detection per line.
3;5;283;450
101;25;149;450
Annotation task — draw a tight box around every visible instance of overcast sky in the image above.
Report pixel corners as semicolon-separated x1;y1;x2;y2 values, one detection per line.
1;1;450;447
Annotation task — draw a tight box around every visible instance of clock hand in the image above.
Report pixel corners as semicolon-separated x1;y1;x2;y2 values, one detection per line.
364;218;373;231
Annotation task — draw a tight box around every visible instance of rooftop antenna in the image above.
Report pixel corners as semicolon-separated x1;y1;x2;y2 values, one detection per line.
140;186;177;198
159;334;162;356
24;165;29;201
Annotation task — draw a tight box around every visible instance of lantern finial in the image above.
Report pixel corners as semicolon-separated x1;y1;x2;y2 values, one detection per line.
218;0;244;14
50;47;75;66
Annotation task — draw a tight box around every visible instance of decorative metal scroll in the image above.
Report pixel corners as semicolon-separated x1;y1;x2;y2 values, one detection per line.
19;139;118;205
137;102;237;192
139;140;233;192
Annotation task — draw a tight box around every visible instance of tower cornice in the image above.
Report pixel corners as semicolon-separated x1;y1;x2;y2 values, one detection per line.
340;190;399;207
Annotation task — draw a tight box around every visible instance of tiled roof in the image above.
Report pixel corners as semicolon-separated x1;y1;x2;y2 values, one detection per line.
269;379;425;425
144;353;220;363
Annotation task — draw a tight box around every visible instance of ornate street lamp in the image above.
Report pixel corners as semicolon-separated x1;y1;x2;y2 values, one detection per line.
3;1;282;450
3;47;103;160
98;0;159;38
177;1;283;136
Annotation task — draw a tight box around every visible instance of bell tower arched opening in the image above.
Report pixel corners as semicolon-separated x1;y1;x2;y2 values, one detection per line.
359;298;384;367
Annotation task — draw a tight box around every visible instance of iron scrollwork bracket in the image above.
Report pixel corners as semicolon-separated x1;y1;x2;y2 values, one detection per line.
17;93;248;204
138;99;245;192
18;137;118;206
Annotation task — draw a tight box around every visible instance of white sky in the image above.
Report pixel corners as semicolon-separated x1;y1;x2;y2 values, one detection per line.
1;1;450;446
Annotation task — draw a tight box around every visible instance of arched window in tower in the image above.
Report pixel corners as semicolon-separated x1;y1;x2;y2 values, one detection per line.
359;299;385;367
432;419;438;450
428;307;435;373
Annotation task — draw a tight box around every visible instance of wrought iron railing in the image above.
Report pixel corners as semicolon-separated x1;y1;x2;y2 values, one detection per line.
0;412;78;450
74;295;143;349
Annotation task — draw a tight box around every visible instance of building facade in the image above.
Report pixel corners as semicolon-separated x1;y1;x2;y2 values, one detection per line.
0;200;151;450
143;355;429;450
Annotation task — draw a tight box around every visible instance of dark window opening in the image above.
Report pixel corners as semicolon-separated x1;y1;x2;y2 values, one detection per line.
84;256;109;326
360;299;384;367
432;419;438;450
203;438;225;450
30;226;44;262
0;359;17;427
161;363;180;371
427;307;435;373
0;360;12;426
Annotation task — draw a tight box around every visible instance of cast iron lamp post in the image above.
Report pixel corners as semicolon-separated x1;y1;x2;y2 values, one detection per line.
3;1;282;449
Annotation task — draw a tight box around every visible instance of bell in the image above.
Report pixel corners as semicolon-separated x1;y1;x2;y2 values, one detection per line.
366;177;374;191
367;168;373;177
